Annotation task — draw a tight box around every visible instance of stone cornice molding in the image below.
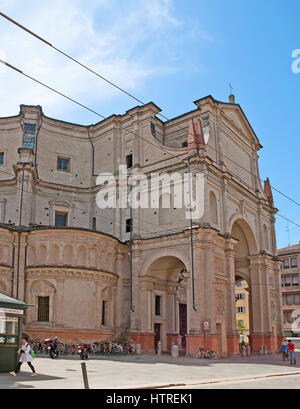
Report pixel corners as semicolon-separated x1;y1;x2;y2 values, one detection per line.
25;267;118;286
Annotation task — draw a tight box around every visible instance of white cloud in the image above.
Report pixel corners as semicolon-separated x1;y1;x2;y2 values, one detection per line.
0;0;210;121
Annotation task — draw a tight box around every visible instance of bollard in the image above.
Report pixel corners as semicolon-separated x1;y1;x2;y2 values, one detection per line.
81;362;90;389
171;344;179;358
136;344;142;355
157;341;162;355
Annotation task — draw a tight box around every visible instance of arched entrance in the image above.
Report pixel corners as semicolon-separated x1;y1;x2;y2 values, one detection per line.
140;256;188;353
231;219;257;352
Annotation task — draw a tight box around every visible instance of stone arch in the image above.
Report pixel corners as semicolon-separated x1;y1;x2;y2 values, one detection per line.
231;219;257;345
29;279;56;323
37;244;47;265
209;191;218;225
27;245;36;266
141;250;190;278
77;245;87;266
140;254;189;353
49;244;59;265
89;247;98;268
230;218;258;256
63;244;73;265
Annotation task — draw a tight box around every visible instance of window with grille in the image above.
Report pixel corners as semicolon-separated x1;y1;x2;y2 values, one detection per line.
38;296;49;322
22;123;36;150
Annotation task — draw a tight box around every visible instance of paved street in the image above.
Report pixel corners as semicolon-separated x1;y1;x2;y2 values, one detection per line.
0;353;299;389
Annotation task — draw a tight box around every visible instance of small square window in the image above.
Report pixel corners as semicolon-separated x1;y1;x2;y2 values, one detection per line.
182;141;188;148
55;211;68;227
57;157;70;172
0;153;4;165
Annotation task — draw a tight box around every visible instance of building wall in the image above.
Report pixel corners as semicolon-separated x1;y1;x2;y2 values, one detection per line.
278;243;300;337
0;96;283;352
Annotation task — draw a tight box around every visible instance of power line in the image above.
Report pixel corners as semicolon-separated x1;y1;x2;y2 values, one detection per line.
1;11;299;208
0;11;169;122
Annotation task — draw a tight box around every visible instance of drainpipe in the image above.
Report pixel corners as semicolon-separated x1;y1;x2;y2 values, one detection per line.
186;152;199;312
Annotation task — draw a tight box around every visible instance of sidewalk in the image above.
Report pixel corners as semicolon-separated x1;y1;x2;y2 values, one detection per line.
0;353;299;389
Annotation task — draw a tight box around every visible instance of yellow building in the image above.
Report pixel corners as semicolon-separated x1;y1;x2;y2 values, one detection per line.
235;280;250;343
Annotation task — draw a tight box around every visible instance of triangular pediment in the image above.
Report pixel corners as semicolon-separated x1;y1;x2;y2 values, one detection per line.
220;104;262;149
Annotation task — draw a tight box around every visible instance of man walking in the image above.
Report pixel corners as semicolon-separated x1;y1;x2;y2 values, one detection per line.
9;336;37;377
287;339;297;366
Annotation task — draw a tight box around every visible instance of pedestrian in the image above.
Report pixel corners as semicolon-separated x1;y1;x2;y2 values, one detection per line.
278;339;288;361
287;339;297;366
9;336;37;377
239;341;246;357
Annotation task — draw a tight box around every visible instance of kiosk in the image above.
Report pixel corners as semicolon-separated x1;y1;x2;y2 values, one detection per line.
0;293;32;373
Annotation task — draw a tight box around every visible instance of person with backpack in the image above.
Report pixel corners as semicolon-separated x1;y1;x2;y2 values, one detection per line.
9;336;37;377
287;339;297;366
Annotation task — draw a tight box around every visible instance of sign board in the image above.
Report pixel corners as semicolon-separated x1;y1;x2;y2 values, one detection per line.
203;321;210;331
0;308;24;316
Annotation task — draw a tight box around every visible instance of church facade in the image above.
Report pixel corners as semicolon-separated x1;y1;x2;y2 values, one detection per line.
0;95;283;355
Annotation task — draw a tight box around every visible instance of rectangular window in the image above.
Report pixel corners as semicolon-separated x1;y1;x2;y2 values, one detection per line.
283;259;290;269
92;217;96;231
57;157;70;172
292;275;299;286
22;123;36;150
284;275;291;287
182;141;188;148
38;296;49;322
126;154;133;169
236;306;246;313
126;218;132;233
151;122;156;138
236;282;242;287
155;295;161;316
55;211;68;227
291;258;298;268
0;153;4;165
236;293;245;300
101;301;106;326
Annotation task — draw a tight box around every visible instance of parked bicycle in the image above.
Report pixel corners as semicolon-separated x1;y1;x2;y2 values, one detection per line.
196;347;218;360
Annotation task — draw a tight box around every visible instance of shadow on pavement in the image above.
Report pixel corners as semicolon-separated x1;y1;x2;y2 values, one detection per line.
0;372;65;389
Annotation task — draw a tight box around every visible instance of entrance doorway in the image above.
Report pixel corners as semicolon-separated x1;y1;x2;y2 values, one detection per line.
179;304;187;351
154;323;161;352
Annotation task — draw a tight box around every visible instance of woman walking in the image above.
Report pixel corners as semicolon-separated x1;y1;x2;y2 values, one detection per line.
9;336;37;377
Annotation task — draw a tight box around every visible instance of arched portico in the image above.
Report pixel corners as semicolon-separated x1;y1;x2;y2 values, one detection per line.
138;255;189;353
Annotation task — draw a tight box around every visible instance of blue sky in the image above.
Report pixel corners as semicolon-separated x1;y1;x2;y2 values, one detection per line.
0;0;299;248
